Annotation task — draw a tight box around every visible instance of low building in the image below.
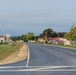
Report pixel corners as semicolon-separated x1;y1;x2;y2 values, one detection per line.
64;40;71;45
48;37;72;45
38;38;45;43
58;38;67;42
48;37;66;44
0;36;5;43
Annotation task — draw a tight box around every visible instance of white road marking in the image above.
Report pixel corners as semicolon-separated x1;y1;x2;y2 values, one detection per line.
0;69;76;72
17;69;76;72
18;66;76;71
27;66;76;68
25;45;30;67
0;66;76;71
0;66;25;68
0;66;76;68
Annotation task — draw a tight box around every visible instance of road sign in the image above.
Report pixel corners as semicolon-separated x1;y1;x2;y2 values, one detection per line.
5;33;11;38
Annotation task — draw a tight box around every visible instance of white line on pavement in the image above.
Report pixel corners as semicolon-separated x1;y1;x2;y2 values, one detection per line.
26;45;30;67
0;69;76;72
0;66;76;68
0;66;76;72
17;69;76;72
0;66;25;68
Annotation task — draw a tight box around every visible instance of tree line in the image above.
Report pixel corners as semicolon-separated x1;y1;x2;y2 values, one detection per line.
11;28;66;42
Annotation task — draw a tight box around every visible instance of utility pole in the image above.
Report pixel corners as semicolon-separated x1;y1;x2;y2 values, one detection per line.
2;24;5;44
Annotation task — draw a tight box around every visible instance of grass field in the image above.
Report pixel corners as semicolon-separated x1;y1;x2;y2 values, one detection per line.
0;43;22;60
32;42;76;49
48;44;76;49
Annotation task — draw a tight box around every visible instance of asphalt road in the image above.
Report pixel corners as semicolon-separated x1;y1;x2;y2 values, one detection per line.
28;43;76;66
0;42;76;75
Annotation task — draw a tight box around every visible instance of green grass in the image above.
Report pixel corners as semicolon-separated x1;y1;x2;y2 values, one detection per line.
32;42;76;49
48;43;76;49
0;43;22;60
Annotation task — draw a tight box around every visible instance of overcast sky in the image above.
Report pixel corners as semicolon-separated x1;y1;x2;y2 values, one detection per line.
0;0;76;36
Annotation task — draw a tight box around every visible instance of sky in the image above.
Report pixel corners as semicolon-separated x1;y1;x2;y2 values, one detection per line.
0;0;76;36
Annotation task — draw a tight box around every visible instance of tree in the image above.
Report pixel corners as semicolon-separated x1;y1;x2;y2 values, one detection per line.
35;36;39;41
58;32;66;37
40;28;58;38
39;33;43;37
11;36;21;42
51;32;58;37
64;26;76;41
21;34;27;42
43;28;53;38
26;33;35;41
64;32;72;40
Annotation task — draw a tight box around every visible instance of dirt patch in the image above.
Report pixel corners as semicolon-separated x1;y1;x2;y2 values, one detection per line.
0;44;28;65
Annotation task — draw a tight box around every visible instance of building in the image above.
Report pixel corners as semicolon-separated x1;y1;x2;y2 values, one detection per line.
64;40;71;45
0;36;5;43
48;37;72;45
38;38;45;43
48;37;67;44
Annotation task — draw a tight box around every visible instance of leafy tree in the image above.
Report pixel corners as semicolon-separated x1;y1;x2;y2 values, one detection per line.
21;34;27;42
58;32;66;37
39;33;43;37
11;36;21;42
64;32;72;40
51;32;58;37
43;28;53;38
64;26;76;41
35;36;39;41
26;33;34;41
39;28;58;38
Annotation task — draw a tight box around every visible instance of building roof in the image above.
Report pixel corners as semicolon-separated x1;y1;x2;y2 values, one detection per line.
49;37;68;43
38;37;44;39
0;36;4;37
0;36;4;39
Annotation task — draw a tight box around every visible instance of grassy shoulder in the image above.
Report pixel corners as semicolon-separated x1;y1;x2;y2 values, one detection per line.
0;43;22;60
32;42;76;49
48;44;76;49
0;43;28;65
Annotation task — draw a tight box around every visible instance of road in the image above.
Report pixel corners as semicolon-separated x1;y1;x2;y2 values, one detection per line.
0;42;76;75
28;43;76;66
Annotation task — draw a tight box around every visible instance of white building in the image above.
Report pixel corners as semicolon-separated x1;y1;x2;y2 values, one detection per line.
59;38;67;42
38;38;44;42
64;40;71;45
0;36;5;43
